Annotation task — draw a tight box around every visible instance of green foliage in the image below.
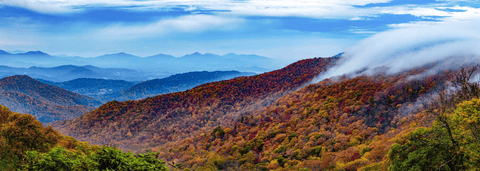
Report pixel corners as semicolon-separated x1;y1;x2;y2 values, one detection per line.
309;146;322;156
0;105;168;171
23;146;169;171
211;126;225;138
273;145;287;154
360;146;372;157
288;133;297;140
389;127;464;171
389;98;480;170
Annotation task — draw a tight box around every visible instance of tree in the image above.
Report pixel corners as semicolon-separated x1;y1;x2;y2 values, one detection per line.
389;66;480;171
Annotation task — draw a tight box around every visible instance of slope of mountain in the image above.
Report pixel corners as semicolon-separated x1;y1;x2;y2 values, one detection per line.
0;50;10;55
52;57;338;151
38;78;135;97
0;75;102;123
104;71;256;101
155;64;458;170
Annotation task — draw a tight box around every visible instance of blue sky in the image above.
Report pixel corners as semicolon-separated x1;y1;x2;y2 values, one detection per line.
0;0;479;61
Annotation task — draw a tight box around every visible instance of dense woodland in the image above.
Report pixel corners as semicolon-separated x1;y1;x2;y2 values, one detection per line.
52;57;339;152
3;56;480;170
0;105;169;170
155;65;453;170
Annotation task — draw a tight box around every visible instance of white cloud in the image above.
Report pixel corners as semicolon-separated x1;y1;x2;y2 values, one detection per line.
387;6;480;28
380;6;452;17
1;0;477;21
312;20;480;83
92;14;245;40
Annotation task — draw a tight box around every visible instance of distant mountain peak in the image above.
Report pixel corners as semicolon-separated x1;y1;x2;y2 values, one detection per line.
333;52;344;58
5;75;34;80
99;52;138;59
0;50;11;55
191;52;202;55
22;51;50;56
0;75;39;86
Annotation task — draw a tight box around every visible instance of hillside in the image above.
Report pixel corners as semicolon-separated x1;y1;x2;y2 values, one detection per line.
52;57;338;151
154;65;454;170
0;75;102;123
104;71;256;101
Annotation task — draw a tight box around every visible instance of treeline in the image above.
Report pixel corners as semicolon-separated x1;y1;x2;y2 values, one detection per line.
0;105;169;170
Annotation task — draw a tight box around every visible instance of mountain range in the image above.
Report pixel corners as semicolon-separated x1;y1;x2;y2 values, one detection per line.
36;70;255;103
0;50;287;74
0;65;154;82
102;70;256;102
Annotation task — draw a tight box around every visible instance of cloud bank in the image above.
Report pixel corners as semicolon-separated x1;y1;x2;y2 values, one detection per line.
313;20;480;82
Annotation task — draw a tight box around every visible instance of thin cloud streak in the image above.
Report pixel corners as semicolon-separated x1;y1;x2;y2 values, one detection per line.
92;14;245;40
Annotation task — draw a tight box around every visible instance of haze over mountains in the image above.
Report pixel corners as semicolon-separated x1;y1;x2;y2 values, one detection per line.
0;65;152;82
0;50;286;76
102;70;256;102
38;71;255;102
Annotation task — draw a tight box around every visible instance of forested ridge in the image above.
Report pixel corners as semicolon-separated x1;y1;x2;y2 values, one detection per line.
156;65;451;170
0;75;102;123
154;64;480;170
52;57;338;152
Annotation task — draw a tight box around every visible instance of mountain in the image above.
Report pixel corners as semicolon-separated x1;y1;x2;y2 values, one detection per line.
51;57;338;151
0;75;102;123
151;65;457;170
0;50;10;55
62;67;99;78
37;78;135;98
146;53;176;59
104;70;256;101
0;65;152;82
17;51;51;56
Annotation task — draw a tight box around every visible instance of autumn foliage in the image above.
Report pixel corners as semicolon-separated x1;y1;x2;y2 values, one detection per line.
0;105;168;170
154;66;453;170
52;57;338;151
45;56;480;170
